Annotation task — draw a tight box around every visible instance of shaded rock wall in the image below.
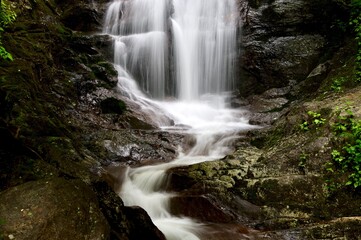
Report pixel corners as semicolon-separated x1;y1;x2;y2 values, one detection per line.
238;0;350;97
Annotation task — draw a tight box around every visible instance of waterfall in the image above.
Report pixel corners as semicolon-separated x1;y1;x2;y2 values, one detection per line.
102;0;256;239
104;0;237;100
103;0;169;99
171;0;238;100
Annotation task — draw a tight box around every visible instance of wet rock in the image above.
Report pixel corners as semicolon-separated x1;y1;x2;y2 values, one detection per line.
91;62;118;86
92;180;166;240
92;180;131;239
100;97;127;114
123;206;166;240
86;129;180;166
170;194;238;223
167;86;361;236
0;178;110;240
57;0;105;32
238;0;349;97
167;156;262;223
300;217;361;239
241;34;325;93
62;7;100;32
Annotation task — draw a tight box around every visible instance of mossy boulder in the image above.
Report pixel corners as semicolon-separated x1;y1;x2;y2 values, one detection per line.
0;178;110;240
100;97;127;114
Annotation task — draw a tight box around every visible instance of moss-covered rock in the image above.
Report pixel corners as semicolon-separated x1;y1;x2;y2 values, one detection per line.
100;97;126;114
0;178;110;240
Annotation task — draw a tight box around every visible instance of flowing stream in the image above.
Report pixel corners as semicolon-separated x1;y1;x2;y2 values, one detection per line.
103;0;256;239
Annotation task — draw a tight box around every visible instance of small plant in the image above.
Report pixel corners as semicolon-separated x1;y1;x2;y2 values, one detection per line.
328;106;361;189
350;0;361;82
300;121;309;131
298;153;308;173
0;0;16;61
331;77;347;92
300;111;326;131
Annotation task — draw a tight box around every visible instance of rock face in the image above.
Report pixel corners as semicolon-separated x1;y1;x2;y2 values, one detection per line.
238;0;349;97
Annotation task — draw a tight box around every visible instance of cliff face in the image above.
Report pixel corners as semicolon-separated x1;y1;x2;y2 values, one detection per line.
0;0;360;239
238;0;350;97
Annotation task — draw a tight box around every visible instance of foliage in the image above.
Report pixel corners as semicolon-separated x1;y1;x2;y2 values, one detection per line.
300;111;326;131
350;0;361;82
0;0;16;61
298;152;308;172
328;106;361;189
331;77;347;92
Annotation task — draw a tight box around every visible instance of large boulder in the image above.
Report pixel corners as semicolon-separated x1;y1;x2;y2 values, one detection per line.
0;178;110;240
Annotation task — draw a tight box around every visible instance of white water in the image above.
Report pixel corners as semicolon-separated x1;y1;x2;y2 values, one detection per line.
171;0;238;100
103;0;169;99
103;0;255;239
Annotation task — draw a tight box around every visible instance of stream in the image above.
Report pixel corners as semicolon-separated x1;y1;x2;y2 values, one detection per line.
102;0;257;239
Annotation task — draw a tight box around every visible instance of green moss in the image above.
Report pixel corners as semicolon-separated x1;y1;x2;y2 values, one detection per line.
100;97;127;114
98;62;118;77
0;0;17;61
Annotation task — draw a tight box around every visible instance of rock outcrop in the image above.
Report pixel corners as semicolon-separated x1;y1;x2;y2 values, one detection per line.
238;0;350;97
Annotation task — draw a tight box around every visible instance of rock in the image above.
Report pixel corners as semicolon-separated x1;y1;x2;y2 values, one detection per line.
57;0;105;32
167;156;262;224
61;7;101;32
100;97;127;114
123;206;166;240
92;180;166;240
167;87;361;236
301;217;361;239
240;34;325;94
238;0;349;97
87;129;180;166
92;180;131;239
170;194;238;223
0;178;110;240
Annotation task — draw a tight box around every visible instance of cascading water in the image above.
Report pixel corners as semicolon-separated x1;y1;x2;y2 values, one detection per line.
103;0;256;239
171;0;238;100
104;0;169;99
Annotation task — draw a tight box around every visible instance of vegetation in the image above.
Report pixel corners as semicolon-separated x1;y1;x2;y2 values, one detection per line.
328;106;361;189
331;77;347;92
300;111;326;131
351;0;361;82
0;0;16;61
